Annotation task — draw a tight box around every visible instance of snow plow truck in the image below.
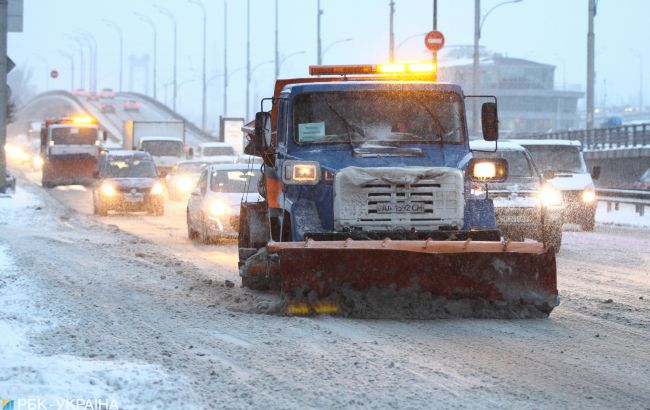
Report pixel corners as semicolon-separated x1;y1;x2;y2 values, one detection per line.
238;63;558;318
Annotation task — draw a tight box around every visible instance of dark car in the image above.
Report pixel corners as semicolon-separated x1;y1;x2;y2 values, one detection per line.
100;102;116;113
92;150;165;216
633;168;650;190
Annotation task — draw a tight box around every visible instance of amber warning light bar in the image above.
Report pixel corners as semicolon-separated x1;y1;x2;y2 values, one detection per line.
309;63;436;76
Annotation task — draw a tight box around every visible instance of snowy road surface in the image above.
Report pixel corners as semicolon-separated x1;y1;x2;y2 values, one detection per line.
1;173;649;409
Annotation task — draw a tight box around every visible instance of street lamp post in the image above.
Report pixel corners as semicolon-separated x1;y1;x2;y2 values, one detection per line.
189;0;207;129
67;36;86;90
59;50;75;90
396;33;427;58
389;0;395;63
102;19;123;92
136;13;158;100
322;38;352;63
75;30;97;93
317;0;323;65
246;0;251;119
249;60;273;115
223;0;228;116
155;5;178;111
279;51;306;75
472;0;522;134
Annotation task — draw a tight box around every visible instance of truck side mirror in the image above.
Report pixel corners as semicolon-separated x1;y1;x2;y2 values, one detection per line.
481;102;499;142
591;165;601;180
254;111;272;153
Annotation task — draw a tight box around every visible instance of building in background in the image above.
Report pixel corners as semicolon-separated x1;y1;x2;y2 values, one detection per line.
438;47;583;135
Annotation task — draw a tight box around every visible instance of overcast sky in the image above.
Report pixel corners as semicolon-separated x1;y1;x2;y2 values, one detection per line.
8;0;650;129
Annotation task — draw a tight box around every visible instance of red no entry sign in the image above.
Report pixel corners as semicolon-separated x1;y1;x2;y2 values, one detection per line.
50;70;59;79
424;30;445;52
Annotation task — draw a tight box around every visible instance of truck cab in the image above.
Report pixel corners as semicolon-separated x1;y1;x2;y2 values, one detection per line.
138;136;185;175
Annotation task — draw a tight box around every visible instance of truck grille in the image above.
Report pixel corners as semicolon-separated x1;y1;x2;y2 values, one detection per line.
334;167;464;231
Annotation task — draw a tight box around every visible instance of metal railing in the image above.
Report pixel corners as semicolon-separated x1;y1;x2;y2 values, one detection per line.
519;122;650;150
596;188;650;216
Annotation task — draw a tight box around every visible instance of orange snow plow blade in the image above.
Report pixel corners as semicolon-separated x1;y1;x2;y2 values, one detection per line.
43;157;97;186
266;239;558;318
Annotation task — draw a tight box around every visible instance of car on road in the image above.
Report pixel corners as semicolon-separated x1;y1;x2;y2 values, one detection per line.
123;99;141;112
100;102;116;113
471;141;564;251
516;139;599;231
99;88;116;99
85;91;99;101
92;150;165;216
195;142;237;164
166;159;213;201
633;168;650;190
71;88;86;97
186;163;262;243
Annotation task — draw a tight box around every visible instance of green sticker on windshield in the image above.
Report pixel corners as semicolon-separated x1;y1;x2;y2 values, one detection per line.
298;122;325;142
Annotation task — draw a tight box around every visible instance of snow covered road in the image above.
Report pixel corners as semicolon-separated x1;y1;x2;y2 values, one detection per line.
1;175;649;409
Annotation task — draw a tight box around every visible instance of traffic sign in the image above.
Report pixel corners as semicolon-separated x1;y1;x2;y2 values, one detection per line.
424;30;445;52
50;70;59;79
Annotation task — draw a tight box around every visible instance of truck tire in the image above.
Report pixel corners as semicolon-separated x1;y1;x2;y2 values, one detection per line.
200;214;212;244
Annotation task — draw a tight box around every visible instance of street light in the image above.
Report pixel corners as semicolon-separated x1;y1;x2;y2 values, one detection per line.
631;50;644;112
102;19;123;93
154;5;178;111
396;32;427;57
58;50;75;90
67;35;86;90
189;0;207;130
135;12;158;100
75;30;97;93
249;60;273;115
322;38;352;63
472;0;522;134
279;51;306;75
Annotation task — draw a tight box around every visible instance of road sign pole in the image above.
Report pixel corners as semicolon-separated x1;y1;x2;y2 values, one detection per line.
424;29;445;81
0;0;8;193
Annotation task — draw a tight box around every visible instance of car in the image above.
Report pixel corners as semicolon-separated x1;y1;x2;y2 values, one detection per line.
470;140;564;252
100;102;116;113
85;91;99;101
123;99;141;112
166;160;213;201
633;168;650;190
186;163;262;243
71;88;86;96
195;142;237;164
99;88;116;99
92;150;165;216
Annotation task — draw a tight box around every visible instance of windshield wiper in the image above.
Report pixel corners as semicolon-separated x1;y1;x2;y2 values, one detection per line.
412;96;448;142
326;102;365;144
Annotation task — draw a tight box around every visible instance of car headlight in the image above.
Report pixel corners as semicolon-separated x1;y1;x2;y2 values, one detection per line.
209;200;229;216
539;185;563;207
150;182;164;195
282;160;321;185
174;176;194;192
33;156;44;169
468;158;508;182
582;189;596;203
100;183;116;196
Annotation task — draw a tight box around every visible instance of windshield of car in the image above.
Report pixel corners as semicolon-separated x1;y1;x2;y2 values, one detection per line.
210;168;261;193
473;150;536;180
292;90;465;145
50;126;98;145
523;145;586;173
102;157;157;178
203;146;235;156
176;162;209;173
141;140;184;157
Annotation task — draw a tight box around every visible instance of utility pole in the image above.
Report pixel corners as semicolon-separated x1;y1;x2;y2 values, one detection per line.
189;0;207;129
275;0;279;79
586;0;596;129
103;20;123;92
246;0;251;119
472;0;480;135
59;51;75;90
136;13;158;100
223;0;228;116
432;0;437;67
317;0;323;65
0;0;7;192
155;6;177;111
389;1;395;63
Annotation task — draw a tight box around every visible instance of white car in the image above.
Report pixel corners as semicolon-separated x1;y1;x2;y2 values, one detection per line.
186;163;262;243
196;142;237;164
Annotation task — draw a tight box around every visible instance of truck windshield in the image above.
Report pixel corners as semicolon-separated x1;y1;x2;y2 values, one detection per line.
102;158;157;178
141;140;184;157
210;169;261;193
473;151;536;179
51;126;98;145
292;90;465;145
523;145;586;173
203;146;235;156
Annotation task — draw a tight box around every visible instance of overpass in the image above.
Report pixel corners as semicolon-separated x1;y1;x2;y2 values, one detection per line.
517;123;650;188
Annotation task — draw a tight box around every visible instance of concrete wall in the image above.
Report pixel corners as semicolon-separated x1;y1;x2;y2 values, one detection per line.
584;148;650;188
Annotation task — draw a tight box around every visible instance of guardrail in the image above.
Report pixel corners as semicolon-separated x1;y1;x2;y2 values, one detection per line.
519;122;650;150
596;188;650;216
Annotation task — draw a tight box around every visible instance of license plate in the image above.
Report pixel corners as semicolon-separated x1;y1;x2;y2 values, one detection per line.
124;193;144;202
376;203;425;214
500;215;531;223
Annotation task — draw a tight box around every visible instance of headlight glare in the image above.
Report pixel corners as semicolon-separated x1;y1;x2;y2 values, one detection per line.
539;185;563;207
209;200;229;216
100;183;116;196
582;189;596;203
175;176;194;192
150;182;164;195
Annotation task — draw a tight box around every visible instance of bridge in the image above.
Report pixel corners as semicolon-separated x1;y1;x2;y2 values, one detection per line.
516;123;650;188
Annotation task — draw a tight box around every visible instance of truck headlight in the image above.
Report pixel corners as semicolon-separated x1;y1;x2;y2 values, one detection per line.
150;182;164;195
282;160;321;185
468;158;508;182
33;156;44;169
209;200;229;216
100;183;116;196
581;189;596;203
539;185;562;207
174;176;194;192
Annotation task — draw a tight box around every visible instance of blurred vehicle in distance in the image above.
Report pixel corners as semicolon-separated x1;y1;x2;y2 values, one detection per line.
122;120;187;174
100;102;117;113
186;163;262;243
195;142;237;164
123;99;141;112
166;159;213;201
99;88;116;99
85;91;99;101
71;88;86;97
633;168;650;190
93;150;165;216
